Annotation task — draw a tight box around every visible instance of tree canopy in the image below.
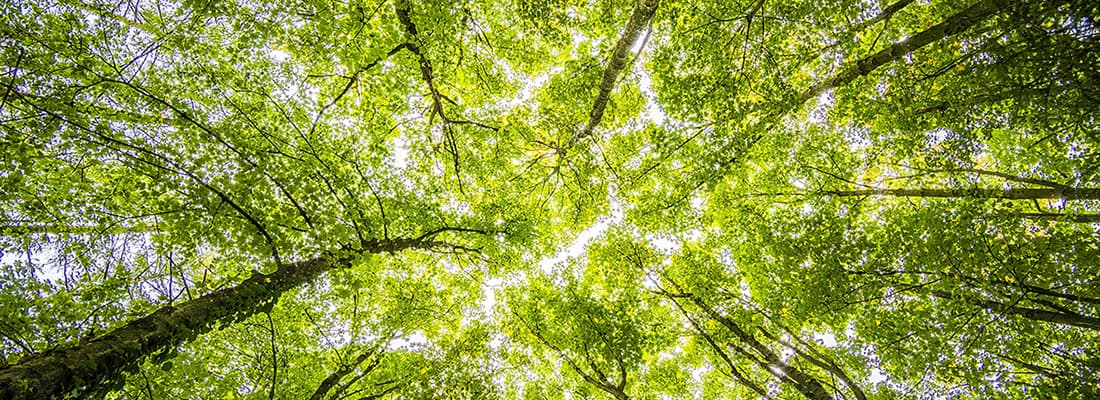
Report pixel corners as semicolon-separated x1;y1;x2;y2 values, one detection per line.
1;0;1098;398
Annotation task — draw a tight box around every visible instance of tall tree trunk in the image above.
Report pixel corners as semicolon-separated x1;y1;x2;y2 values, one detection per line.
577;0;660;142
0;237;434;400
688;295;833;400
928;289;1100;331
309;350;381;400
799;0;999;103
820;187;1100;200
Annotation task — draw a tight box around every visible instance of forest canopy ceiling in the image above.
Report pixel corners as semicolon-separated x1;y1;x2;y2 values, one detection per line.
0;0;1098;398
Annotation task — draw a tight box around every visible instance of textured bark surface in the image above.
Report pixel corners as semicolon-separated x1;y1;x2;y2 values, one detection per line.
821;187;1100;200
798;0;999;104
578;0;660;141
930;290;1100;331
0;257;335;400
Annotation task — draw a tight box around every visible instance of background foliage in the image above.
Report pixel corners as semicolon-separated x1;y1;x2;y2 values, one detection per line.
1;0;1097;398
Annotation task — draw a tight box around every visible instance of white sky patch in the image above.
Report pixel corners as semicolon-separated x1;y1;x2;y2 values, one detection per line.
570;30;589;59
689;193;706;211
647;234;680;254
636;64;667;126
807;93;833;125
791;177;807;190
538;218;610;273
925;128;952;146
266;48;290;63
480;277;504;315
388;330;428;350
629;27;653;54
0;247;61;282
538;191;624;272
780;346;796;362
868;367;889;384
843;126;873;152
813;332;838;347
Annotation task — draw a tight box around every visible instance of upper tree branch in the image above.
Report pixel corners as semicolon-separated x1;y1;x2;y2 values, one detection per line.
309;348;382;400
309;42;411;137
511;310;630;400
393;0;497;130
394;0;499;194
819;187;1100;200
922;289;1100;331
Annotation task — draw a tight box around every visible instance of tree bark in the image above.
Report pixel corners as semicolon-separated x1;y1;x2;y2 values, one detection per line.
689;295;833;400
929;289;1100;331
0;237;435;400
799;0;999;104
309;350;380;400
578;0;660;141
820;187;1100;200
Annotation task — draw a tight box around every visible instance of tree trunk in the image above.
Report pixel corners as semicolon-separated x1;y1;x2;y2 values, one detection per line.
578;0;660;141
821;187;1100;200
309;350;380;400
799;0;999;103
929;289;1100;331
0;238;432;400
689;295;833;400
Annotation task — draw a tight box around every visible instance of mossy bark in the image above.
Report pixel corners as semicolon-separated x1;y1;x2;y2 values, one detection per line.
578;0;660;140
0;257;334;399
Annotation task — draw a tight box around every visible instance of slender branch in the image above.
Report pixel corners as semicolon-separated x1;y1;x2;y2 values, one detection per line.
266;312;278;400
659;289;771;398
309;42;410;137
511;310;628;399
905;167;1073;190
1014;213;1100;224
309;349;381;400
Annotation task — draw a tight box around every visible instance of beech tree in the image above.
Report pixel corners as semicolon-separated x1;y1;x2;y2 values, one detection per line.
1;0;1097;399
